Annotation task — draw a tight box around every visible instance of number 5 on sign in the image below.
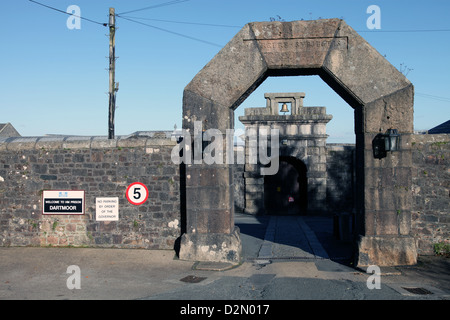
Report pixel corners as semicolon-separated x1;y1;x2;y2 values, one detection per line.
126;182;149;205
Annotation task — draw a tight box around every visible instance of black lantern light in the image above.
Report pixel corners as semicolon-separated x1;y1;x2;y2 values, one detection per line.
372;129;401;159
384;129;400;152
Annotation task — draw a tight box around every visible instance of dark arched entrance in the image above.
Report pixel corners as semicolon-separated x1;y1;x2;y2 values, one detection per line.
264;157;307;215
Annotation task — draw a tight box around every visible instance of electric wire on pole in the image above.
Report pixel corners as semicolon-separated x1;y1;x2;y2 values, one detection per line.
108;8;117;139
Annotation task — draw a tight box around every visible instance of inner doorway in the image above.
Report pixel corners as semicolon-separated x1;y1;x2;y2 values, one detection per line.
264;156;307;215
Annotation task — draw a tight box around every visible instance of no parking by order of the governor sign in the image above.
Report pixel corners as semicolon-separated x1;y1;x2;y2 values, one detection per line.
126;182;149;206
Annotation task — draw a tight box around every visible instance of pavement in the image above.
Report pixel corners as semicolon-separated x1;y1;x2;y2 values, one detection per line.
0;213;449;303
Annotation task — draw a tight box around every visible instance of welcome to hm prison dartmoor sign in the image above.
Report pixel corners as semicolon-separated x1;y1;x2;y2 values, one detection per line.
42;190;85;215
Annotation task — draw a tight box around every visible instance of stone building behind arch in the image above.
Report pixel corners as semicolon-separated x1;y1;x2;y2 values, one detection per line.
238;92;336;216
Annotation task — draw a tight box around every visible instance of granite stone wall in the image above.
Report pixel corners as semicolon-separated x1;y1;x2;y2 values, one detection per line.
233;163;245;213
1;132;448;257
325;136;450;256
326;144;355;213
0;134;181;250
411;134;450;255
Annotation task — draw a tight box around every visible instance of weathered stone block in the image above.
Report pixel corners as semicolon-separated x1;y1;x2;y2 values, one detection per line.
40;175;57;181
323;21;412;107
179;227;241;264
185;23;267;111
252;20;343;70
356;235;417;267
185;165;231;188
32;164;48;174
375;210;399;235
182;90;234;132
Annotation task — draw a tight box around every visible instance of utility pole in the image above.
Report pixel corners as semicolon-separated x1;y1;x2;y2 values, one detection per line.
108;7;117;139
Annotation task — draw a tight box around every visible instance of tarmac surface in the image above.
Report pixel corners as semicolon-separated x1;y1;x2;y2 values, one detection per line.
0;213;449;303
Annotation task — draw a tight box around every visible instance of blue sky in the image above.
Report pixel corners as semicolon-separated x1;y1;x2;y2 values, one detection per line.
1;0;449;143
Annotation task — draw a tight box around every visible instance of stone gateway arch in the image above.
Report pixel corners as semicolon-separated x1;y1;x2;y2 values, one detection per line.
179;19;416;267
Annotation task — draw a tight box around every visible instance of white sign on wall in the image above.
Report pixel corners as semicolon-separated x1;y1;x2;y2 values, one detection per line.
96;197;119;221
42;190;85;215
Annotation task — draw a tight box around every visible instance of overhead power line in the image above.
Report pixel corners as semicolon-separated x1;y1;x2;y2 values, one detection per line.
117;0;190;16
416;92;450;103
118;16;241;29
358;28;450;33
116;15;223;48
28;0;107;26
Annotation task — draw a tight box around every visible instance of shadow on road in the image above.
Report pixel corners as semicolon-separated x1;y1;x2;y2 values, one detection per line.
235;213;355;267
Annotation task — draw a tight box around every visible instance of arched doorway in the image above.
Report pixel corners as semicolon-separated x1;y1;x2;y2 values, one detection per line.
179;19;417;267
264;157;307;215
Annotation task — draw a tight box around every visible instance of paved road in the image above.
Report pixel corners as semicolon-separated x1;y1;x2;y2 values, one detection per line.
0;213;449;304
239;214;331;261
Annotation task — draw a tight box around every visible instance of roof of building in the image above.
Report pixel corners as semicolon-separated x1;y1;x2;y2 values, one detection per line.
428;120;450;134
0;123;21;137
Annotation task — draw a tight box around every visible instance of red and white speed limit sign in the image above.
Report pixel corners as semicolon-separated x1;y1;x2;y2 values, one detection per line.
126;182;149;205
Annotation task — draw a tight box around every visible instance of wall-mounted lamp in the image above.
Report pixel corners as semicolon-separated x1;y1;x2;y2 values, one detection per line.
372;129;401;159
384;129;400;152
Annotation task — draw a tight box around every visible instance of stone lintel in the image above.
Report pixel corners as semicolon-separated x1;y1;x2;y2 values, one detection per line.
264;92;306;99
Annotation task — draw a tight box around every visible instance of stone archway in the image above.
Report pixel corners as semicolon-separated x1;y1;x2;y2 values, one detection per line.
179;19;416;267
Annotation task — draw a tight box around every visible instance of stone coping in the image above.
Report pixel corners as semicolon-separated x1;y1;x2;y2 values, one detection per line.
0;131;178;151
242;107;330;117
411;133;450;143
239;115;333;124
